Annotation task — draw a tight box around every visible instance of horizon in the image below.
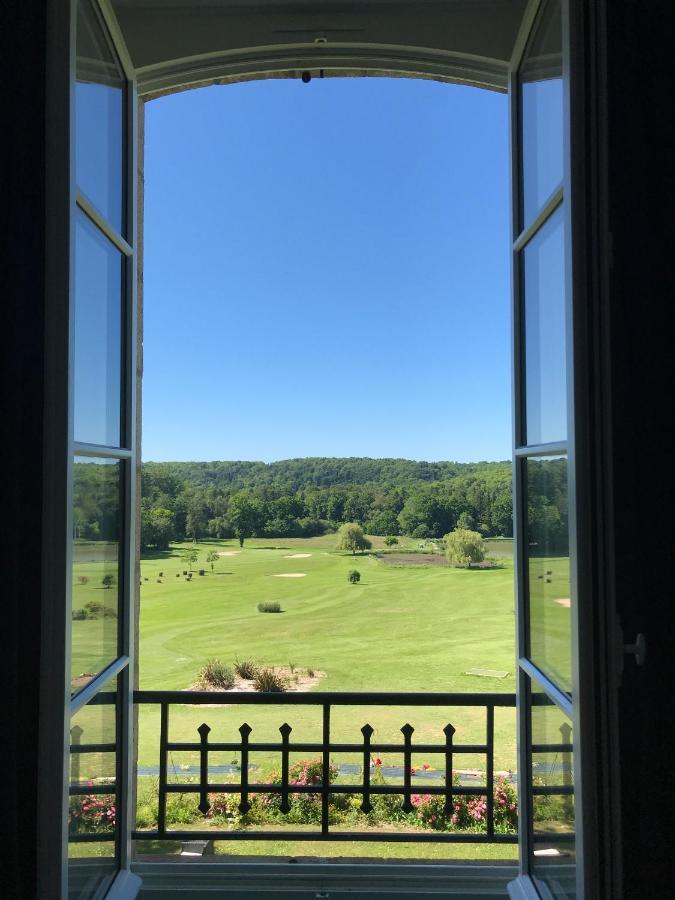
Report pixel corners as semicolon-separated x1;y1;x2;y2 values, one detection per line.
141;453;511;465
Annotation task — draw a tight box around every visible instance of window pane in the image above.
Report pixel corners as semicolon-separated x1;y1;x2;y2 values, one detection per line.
69;676;118;898
71;457;121;694
531;687;576;897
74;211;123;447
523;205;566;445
520;0;563;228
526;455;571;692
76;0;124;232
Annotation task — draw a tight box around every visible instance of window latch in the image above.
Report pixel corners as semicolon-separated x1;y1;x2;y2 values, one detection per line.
623;632;647;666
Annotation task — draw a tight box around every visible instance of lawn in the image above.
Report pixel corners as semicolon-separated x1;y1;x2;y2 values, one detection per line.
70;535;570;857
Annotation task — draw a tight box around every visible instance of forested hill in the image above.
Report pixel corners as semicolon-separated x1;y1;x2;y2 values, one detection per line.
132;456;525;550
142;457;510;493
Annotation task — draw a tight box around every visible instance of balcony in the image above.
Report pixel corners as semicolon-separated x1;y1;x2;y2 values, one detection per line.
69;690;574;897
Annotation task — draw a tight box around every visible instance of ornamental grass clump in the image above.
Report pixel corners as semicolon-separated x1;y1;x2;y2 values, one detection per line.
234;659;258;679
199;659;234;689
253;667;286;692
257;601;281;613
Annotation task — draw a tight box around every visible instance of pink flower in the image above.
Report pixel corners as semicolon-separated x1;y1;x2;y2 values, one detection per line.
422;764;430;770
410;767;417;775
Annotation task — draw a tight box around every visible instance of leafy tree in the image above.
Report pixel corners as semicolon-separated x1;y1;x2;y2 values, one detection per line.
228;492;264;547
337;522;372;555
101;574;114;589
205;550;219;573
444;528;485;568
348;570;361;584
141;505;175;550
384;535;399;547
365;510;400;535
456;510;476;531
181;547;199;572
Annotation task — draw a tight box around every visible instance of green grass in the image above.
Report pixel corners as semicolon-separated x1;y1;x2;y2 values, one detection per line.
71;534;558;859
126;536;519;773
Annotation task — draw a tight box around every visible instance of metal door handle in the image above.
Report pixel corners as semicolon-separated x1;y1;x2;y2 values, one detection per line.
623;632;647;666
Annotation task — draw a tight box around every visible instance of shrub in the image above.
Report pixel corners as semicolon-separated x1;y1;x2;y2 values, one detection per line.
253;667;286;692
199;659;234;689
71;608;87;620
69;790;116;833
198;569;205;576
77;576;89;585
307;668;315;678
348;570;361;584
257;601;281;613
83;599;104;618
158;571;163;577
234;659;258;679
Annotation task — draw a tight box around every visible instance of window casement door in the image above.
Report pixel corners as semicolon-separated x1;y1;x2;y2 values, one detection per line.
42;0;139;896
507;1;615;898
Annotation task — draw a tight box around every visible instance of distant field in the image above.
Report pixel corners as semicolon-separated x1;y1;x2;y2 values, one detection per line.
129;536;519;773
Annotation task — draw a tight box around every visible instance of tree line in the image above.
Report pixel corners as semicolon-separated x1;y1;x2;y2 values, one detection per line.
138;457;519;550
72;456;567;554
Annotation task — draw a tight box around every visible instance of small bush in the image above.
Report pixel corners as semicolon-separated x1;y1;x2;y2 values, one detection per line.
258;601;281;613
234;659;258;679
182;570;187;575
198;569;205;576
253;667;286;692
156;579;162;583
348;570;361;584
175;573;180;577
199;659;234;689
83;599;104;618
77;576;89;585
307;668;315;678
158;571;163;577
71;608;87;620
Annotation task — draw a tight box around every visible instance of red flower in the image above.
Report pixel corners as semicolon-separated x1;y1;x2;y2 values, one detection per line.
374;758;382;766
422;764;430;770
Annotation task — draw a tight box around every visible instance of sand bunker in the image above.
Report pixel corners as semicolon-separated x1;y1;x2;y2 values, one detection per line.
284;553;312;559
217;550;241;557
555;598;571;608
271;573;306;578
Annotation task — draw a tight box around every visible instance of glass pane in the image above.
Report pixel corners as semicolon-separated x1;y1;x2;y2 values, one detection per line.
526;455;571;691
71;457;121;693
520;0;563;227
69;676;118;898
531;687;576;897
74;211;123;447
523;205;566;445
76;0;124;232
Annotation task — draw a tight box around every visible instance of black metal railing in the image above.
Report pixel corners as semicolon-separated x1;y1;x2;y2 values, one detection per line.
130;690;520;844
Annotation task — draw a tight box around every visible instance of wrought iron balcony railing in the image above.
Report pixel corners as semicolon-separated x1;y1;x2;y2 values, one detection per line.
130;690;519;844
68;690;574;848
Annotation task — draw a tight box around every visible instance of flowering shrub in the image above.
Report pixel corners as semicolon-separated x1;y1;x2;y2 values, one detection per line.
253;757;340;825
408;774;517;833
69;789;116;833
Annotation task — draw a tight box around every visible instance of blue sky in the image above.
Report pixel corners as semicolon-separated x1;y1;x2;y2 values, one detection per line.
142;77;510;463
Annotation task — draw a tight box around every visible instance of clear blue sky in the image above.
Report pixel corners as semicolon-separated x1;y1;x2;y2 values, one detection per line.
142;77;510;463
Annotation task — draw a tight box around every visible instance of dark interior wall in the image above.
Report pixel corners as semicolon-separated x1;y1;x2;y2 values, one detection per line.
605;2;673;897
0;2;47;897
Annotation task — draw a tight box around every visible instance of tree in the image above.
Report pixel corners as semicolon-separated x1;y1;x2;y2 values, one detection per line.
141;505;175;550
348;570;361;584
444;528;485;568
205;550;219;573
181;547;199;572
101;574;114;589
337;522;372;555
384;536;399;547
228;492;263;548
